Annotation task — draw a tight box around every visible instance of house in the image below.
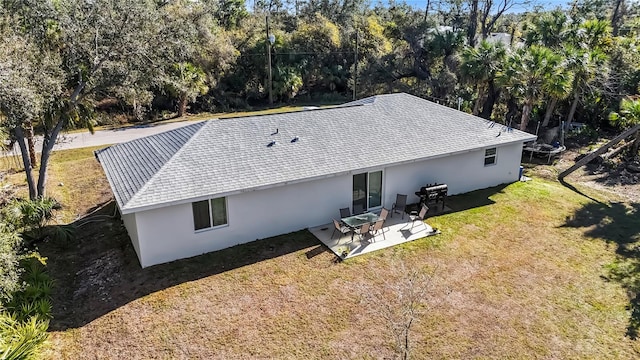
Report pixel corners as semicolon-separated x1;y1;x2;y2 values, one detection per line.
96;93;536;267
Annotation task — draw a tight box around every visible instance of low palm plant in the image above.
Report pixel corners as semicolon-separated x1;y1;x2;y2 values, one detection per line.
0;311;49;360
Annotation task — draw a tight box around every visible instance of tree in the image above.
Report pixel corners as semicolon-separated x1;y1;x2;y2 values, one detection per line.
359;261;442;360
290;14;345;94
499;46;563;131
541;66;572;127
460;40;506;117
0;14;63;199
2;0;181;199
609;98;640;155
478;0;531;40
166;62;209;117
523;10;571;49
565;47;608;126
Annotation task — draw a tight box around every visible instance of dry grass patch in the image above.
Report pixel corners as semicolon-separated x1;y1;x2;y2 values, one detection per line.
21;147;639;358
45;146;112;222
33;174;640;359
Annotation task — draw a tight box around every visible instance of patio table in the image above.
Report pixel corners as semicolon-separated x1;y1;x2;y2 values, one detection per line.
341;212;380;240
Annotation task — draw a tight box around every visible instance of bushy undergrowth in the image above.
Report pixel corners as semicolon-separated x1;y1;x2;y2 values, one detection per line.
0;257;52;360
0;197;70;359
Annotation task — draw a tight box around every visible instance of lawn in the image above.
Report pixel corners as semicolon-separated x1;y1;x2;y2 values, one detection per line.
24;147;640;358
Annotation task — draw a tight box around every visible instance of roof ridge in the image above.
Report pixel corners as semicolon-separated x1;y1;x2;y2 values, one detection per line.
123;120;212;209
215;103;366;121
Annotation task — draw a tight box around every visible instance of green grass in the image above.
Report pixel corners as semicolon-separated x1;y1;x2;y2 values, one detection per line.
29;149;640;359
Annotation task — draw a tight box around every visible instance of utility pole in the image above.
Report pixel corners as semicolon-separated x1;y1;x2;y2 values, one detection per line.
353;29;358;101
266;15;273;105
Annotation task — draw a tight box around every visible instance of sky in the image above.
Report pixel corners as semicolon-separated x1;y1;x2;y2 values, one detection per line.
397;0;572;14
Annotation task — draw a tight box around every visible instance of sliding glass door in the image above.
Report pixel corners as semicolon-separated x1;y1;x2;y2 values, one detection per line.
352;170;383;212
368;171;382;208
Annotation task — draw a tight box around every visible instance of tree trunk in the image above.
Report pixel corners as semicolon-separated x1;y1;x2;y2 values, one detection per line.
25;120;37;168
473;85;485;116
611;0;624;36
467;0;479;47
559;123;640;179
479;81;500;120
542;97;558;127
177;93;188;117
520;102;533;131
632;129;640;156
36;119;66;198
14;127;37;200
424;0;431;22
567;91;579;126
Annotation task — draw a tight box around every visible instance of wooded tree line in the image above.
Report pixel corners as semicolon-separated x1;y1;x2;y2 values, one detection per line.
1;0;640;199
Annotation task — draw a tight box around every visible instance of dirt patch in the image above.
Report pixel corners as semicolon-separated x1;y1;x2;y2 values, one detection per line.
527;137;640;203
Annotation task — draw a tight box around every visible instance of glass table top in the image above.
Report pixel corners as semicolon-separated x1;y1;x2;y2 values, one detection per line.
341;212;379;228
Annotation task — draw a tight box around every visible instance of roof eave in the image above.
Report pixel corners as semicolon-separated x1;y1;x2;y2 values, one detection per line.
119;136;534;215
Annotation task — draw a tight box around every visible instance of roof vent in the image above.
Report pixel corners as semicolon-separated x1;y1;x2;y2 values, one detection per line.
267;140;276;147
291;136;299;143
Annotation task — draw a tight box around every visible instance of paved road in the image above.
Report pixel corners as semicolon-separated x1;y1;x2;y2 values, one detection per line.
5;120;203;156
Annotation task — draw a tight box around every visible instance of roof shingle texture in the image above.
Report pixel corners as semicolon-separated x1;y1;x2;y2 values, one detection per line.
96;93;536;213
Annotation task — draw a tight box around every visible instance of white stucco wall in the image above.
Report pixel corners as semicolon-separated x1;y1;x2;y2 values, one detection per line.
121;212;143;265
129;142;525;267
383;142;523;205
133;174;352;267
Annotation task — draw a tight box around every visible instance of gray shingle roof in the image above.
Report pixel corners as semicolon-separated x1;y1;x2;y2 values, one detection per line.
96;93;536;214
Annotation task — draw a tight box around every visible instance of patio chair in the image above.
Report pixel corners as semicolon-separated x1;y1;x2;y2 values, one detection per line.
369;219;386;241
353;203;365;215
379;208;389;221
331;219;352;243
391;194;407;219
355;222;372;241
339;207;351;219
409;205;429;231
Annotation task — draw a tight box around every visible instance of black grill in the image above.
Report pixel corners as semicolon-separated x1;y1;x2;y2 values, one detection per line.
415;183;448;211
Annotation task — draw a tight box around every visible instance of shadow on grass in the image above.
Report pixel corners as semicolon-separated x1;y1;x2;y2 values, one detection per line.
561;201;640;338
443;183;508;214
559;178;603;204
39;201;324;331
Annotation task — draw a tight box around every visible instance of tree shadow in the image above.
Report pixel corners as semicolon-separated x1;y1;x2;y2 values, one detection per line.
558;178;603;204
38;201;323;331
561;200;640;338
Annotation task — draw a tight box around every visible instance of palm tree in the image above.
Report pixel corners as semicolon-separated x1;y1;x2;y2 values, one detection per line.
460;41;506;116
564;47;607;126
609;98;640;155
541;62;573;127
565;19;611;126
524;10;571;49
167;62;209;118
498;46;563;131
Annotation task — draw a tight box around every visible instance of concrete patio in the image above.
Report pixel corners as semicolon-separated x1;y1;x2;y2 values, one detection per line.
309;211;440;259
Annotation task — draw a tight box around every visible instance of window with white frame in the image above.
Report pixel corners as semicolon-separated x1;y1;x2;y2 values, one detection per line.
192;197;227;231
484;147;497;166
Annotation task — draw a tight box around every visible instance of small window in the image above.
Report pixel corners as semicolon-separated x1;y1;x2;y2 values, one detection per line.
192;197;227;231
484;148;497;166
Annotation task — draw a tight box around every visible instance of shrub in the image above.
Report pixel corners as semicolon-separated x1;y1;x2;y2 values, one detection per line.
0;228;22;304
7;257;53;321
0;312;49;360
